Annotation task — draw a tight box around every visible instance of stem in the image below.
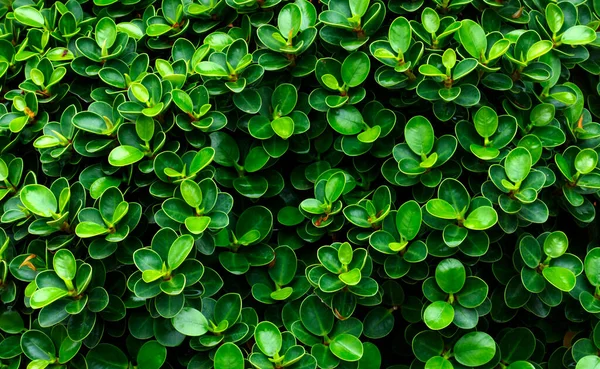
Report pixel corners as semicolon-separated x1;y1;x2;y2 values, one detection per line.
404;69;417;81
64;279;75;292
442;349;453;359
59;221;72;234
3;179;16;193
0;240;8;259
233;161;244;176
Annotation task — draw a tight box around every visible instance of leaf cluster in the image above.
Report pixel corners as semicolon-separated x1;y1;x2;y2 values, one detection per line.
1;0;600;369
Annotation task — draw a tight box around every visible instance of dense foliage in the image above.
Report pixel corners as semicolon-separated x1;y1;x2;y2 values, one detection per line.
1;0;600;368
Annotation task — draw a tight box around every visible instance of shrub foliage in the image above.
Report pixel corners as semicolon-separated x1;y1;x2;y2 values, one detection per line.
0;0;599;369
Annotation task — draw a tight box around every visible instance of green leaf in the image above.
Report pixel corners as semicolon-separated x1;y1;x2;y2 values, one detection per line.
442;49;456;69
277;206;304;226
137;341;167;369
86;344;128;369
349;0;369;17
30;69;44;86
278;3;302;40
214;343;245;369
190;147;216;174
363;307;394;339
30;287;69;309
108;146;145;167
95;17;117;49
300;295;334;336
58;337;81;364
319;246;344;273
236;206;273;245
584;248;600;286
473;106;498;138
426;357;453;369
458;20;486;59
254;321;282;357
454;332;497;367
53;249;77;282
338;242;353;265
389;17;412;53
576;356;600;369
327;106;365;135
405;116;434;155
134;248;163;272
136;116;155;142
20;330;55;361
435;258;466;294
499;328;536;363
172;90;194;114
196;62;229;77
543;231;569;259
426;199;457;219
526;41;553;62
142;269;166;283
561;26;597;45
245;147;270;173
14;6;44;28
519;235;542;268
325;172;346;203
423;301;454;330
545;4;564;34
214;293;242;325
181;180;203;208
339;268;362;285
131;83;150;103
171;307;208;336
233;89;262;114
456;277;488;308
575;149;598;174
422;8;440;34
20;185;57;217
0;159;7;181
341;52;370;88
329;334;364;361
463;206;497;230
72;112;110;134
542;266;576;292
530;103;555;127
343;205;371;227
505;147;532;183
0;310;24;334
272;84;298;116
396;202;422;240
167;234;194;270
272;117;295;139
357;125;381;143
75;222;109;238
